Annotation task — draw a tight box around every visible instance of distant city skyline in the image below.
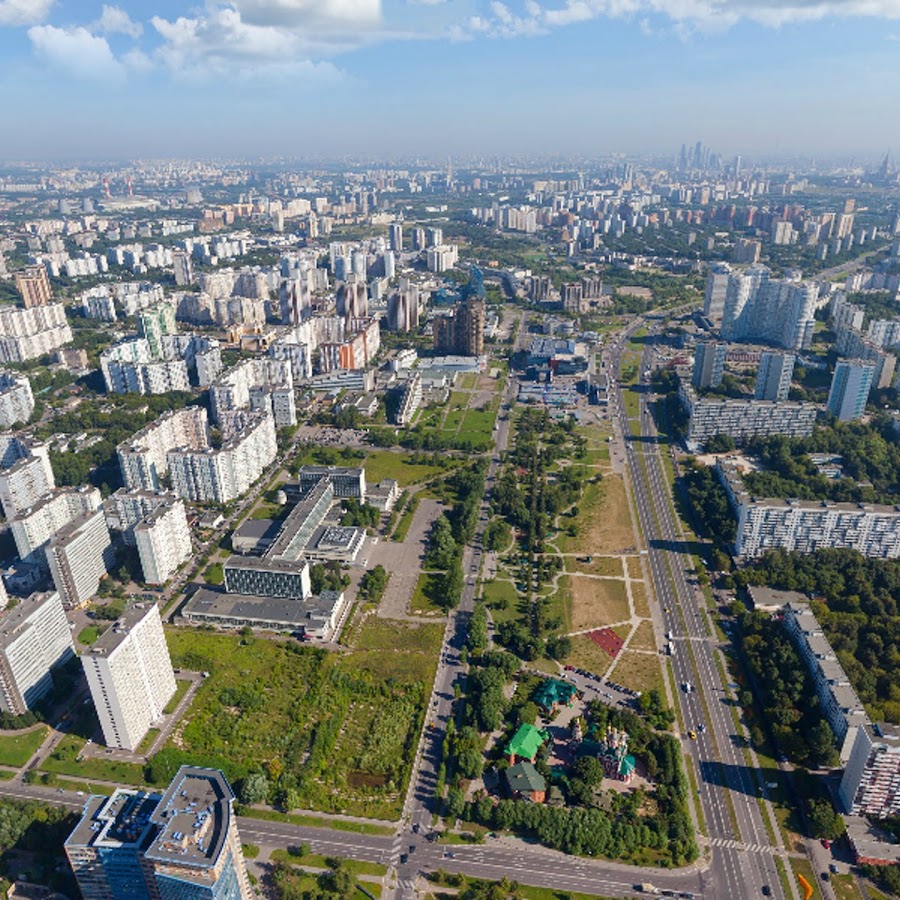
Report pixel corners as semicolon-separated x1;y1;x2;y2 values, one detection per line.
2;0;900;159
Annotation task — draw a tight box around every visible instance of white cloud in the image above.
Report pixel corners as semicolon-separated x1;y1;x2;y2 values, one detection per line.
27;24;124;79
94;4;142;38
229;0;381;27
0;0;53;26
461;0;900;38
150;4;366;79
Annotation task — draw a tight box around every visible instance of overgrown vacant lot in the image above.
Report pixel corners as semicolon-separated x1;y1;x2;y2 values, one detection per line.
160;622;442;820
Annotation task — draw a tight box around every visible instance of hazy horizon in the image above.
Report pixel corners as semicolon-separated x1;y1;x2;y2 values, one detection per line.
2;0;900;160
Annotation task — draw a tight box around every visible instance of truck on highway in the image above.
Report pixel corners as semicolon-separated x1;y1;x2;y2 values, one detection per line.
635;885;660;895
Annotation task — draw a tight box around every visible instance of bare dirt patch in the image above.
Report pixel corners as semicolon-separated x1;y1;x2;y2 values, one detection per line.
567;574;630;632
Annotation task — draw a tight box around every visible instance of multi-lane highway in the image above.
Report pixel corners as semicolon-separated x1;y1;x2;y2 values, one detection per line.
605;321;788;900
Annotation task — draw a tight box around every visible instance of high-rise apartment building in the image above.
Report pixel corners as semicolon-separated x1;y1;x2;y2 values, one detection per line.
679;382;817;448
0;303;73;363
721;265;816;351
718;459;900;560
209;358;295;427
703;263;729;324
840;723;900;818
137;302;178;360
754;350;796;401
0;438;54;519
101;338;190;395
118;407;210;492
0;371;34;429
168;412;276;504
0;591;74;715
46;508;115;609
66;766;252;899
11;486;102;562
396;373;422;426
134;498;192;585
82;604;176;751
426;244;458;273
433;297;485;356
732;239;761;264
827;360;875;422
172;249;193;286
14;265;52;308
389;222;403;252
692;341;727;389
387;278;419;332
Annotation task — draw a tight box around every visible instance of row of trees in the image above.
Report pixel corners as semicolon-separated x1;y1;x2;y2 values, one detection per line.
742;419;900;506
740;548;900;724
735;608;840;767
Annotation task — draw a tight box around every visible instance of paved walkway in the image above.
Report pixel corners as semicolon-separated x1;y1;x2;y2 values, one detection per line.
371;497;444;622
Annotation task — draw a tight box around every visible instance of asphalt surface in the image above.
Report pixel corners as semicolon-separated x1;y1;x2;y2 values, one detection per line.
605;322;787;900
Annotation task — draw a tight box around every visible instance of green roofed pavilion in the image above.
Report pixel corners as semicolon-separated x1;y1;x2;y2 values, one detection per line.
506;723;550;762
533;678;578;713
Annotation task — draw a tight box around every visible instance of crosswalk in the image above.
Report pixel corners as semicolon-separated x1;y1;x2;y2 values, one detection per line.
396;876;417;898
709;837;773;854
389;834;406;866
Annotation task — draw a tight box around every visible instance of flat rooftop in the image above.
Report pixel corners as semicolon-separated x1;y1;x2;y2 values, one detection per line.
145;766;234;869
183;587;342;631
88;603;155;657
0;591;60;650
66;788;160;851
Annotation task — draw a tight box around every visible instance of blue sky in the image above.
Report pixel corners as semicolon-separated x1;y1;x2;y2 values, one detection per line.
1;0;900;161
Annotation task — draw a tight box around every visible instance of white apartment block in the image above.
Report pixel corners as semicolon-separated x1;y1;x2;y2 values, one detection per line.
396;373;422;426
782;601;870;762
679;381;818;448
46;508;114;609
0;371;34;428
721;265;816;351
80;288;117;322
11;486;101;561
0;591;74;715
210;358;295;427
426;244;459;273
82;604;176;751
0;303;73;363
718;460;900;560
0;439;54;519
168;412;276;504
840;722;900;818
134;498;191;585
117;407;210;492
101;339;190;395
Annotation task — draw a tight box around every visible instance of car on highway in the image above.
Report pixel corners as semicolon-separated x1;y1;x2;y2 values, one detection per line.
688;730;697;740
761;887;770;896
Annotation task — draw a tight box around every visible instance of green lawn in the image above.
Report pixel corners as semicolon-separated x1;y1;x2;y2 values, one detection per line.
830;873;864;900
135;728;160;756
392;495;420;542
789;856;823;900
77;625;100;646
270;848;387;878
0;727;48;767
159;624;440;819
204;563;224;585
163;678;193;714
410;572;447;615
481;579;520;621
362;451;453;487
238;806;395;835
41;733;147;786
